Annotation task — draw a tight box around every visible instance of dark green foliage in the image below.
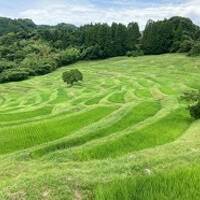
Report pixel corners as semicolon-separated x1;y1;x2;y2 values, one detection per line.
81;45;104;60
189;102;200;119
78;22;140;58
142;20;174;54
0;17;36;36
0;61;16;73
126;48;144;57
62;69;83;86
111;23;128;56
38;23;77;49
181;90;200;119
178;40;193;53
127;22;141;50
170;16;197;41
188;42;200;56
0;69;29;83
194;29;200;41
0;16;199;84
142;17;198;55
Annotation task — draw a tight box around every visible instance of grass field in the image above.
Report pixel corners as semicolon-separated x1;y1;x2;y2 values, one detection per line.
0;54;200;199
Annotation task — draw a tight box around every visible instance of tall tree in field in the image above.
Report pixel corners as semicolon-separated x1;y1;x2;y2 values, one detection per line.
111;23;128;56
142;19;174;54
127;22;141;50
96;23;112;58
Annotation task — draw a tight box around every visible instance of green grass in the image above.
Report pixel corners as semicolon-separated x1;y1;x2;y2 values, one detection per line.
63;107;191;161
85;94;106;105
94;166;200;200
0;106;53;122
108;91;126;103
32;101;161;157
0;106;116;154
0;54;200;199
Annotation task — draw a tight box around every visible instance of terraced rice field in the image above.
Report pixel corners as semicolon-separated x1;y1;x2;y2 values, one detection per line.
0;54;200;200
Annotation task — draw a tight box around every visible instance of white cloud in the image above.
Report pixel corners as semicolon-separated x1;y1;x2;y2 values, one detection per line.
18;0;200;29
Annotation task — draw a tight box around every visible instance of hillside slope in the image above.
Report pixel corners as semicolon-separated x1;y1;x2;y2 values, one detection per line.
0;54;200;200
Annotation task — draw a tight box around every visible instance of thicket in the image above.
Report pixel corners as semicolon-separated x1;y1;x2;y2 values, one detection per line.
181;90;200;120
0;16;199;83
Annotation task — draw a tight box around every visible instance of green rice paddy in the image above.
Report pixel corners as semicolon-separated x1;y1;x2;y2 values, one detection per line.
0;54;200;199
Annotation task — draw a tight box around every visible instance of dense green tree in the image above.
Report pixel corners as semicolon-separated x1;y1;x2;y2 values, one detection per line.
170;17;198;52
0;17;36;36
62;69;83;86
111;23;128;56
142;20;174;54
81;45;103;60
127;22;141;50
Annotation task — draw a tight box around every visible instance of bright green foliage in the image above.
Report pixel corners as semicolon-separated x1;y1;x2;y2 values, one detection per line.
21;54;58;75
62;69;83;86
58;48;80;65
0;106;115;154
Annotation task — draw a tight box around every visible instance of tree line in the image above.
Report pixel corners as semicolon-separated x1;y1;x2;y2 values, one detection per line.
0;16;200;83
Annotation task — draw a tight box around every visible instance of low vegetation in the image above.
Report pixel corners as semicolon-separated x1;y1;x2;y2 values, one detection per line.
0;54;200;199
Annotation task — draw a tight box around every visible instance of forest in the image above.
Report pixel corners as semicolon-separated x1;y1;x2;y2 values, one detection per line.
0;16;200;83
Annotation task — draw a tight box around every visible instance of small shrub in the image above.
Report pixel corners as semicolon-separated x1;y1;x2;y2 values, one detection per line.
62;69;83;86
181;90;200;119
189;102;200;119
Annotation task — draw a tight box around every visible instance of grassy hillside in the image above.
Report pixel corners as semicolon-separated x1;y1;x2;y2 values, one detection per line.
0;54;200;199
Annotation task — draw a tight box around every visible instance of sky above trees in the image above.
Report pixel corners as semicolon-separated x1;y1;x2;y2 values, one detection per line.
0;0;199;29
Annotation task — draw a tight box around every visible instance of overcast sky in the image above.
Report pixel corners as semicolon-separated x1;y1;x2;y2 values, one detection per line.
0;0;199;29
